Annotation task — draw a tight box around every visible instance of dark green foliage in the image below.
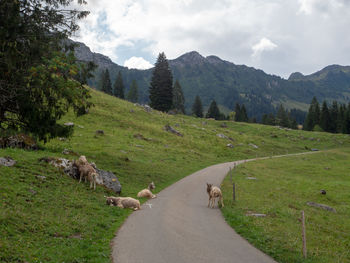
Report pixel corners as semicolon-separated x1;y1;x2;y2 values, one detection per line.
0;0;91;142
75;61;97;85
127;80;139;103
113;71;125;99
100;69;112;95
262;113;276;126
276;104;289;127
192;95;203;118
149;52;173;112
206;100;225;120
320;101;331;132
329;101;339;133
173;80;185;114
235;103;248;122
303;97;320;131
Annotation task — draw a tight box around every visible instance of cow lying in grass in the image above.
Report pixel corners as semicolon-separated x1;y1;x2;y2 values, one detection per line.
206;183;224;208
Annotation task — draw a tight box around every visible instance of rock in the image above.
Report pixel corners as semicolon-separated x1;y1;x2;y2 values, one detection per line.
41;157;122;194
220;122;228;128
320;190;326;195
62;149;79;156
249;143;259;149
217;133;228;139
0;157;16;167
311;148;319;151
36;175;46;180
96;130;104;135
271;134;278;138
130;109;134;113
134;133;150;141
64;122;74;126
202;121;207;125
0;134;37;150
246;177;257;180
306;202;336;213
143;105;152;113
226;143;234;148
164;125;183;137
77;125;84;129
95;168;122;194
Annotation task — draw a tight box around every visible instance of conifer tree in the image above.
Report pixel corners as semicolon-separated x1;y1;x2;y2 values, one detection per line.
276;104;289;127
172;80;185;114
240;104;249;122
329;101;339;133
192;95;203;118
320;101;331;132
0;0;91;141
149;52;173;111
234;103;241;121
100;69;112;95
206;100;221;119
127;80;139;103
303;97;320;130
113;71;125;99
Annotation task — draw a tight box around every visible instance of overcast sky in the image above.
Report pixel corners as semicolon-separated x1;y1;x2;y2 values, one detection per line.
73;0;350;78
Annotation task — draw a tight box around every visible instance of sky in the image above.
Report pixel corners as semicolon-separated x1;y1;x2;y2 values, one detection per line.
73;0;350;78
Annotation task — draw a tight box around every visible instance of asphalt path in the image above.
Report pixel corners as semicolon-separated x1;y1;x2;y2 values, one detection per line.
112;153;316;263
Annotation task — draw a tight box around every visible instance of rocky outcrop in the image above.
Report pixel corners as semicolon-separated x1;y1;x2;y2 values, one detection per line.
0;134;37;150
0;157;16;167
40;157;122;194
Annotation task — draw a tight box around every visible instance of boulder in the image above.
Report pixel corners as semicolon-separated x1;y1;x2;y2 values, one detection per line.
0;134;37;150
226;143;234;148
40;157;122;194
164;125;183;137
0;157;16;167
249;143;259;149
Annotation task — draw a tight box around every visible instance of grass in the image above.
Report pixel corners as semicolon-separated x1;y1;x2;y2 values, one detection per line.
1;88;349;262
221;148;350;263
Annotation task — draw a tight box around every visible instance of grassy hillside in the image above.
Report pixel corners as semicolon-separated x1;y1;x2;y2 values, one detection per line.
221;148;350;263
0;88;349;262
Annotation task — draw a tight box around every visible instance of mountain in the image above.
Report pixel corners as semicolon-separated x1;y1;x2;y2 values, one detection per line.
73;41;350;119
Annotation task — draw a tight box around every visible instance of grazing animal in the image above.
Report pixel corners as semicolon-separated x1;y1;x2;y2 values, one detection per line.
74;155;100;190
106;196;140;211
206;183;224;208
137;182;156;199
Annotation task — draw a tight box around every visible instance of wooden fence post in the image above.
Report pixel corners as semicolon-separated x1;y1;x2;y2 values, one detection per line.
232;183;236;201
301;210;307;258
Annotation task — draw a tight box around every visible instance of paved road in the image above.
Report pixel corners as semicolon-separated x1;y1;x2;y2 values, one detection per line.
113;153;317;263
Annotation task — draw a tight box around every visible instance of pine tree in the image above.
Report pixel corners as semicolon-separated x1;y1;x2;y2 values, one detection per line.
172;80;185;114
192;95;203;118
329;101;339;133
100;69;112;95
240;104;249;122
303;97;320;131
234;103;241;121
320;101;331;132
127;80;138;103
149;52;173;111
0;0;91;142
343;103;350;134
206;100;221;119
276;104;289;127
113;71;125;99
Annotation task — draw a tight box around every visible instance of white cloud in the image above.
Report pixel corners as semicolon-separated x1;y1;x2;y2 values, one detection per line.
252;38;278;58
124;56;153;70
72;0;350;77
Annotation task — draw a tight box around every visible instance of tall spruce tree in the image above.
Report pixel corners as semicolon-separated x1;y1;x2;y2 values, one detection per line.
0;0;92;142
113;71;125;99
240;104;249;122
100;69;112;95
172;80;185;114
192;95;203;118
206;100;221;119
276;104;289;127
149;52;173;111
329;101;339;133
303;97;320;131
320;101;331;132
127;80;138;103
234;103;241;121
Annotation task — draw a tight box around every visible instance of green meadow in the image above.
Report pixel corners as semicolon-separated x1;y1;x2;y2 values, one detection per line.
221;149;350;263
1;89;349;262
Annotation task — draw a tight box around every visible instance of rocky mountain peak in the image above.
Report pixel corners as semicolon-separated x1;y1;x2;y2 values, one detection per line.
170;51;206;67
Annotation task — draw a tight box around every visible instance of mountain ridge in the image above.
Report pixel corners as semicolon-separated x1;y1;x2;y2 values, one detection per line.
73;40;350;119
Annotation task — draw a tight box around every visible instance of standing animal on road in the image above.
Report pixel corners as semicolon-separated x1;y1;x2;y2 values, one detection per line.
206;183;224;208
